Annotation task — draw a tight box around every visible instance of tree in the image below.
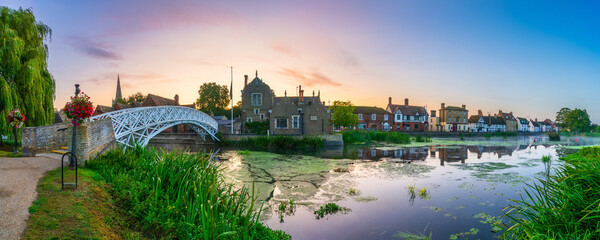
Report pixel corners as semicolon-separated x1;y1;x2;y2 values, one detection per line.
555;107;571;128
329;100;359;129
126;92;146;104
195;82;230;115
0;7;55;138
563;108;591;133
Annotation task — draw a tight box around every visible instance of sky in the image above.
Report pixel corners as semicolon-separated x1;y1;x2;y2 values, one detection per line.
3;0;600;123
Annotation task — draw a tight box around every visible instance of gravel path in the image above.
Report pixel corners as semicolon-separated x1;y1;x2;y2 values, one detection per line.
0;155;61;240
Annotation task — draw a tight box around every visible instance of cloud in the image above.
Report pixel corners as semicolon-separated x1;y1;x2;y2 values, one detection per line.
275;68;341;87
271;44;299;58
83;72;172;87
68;36;122;60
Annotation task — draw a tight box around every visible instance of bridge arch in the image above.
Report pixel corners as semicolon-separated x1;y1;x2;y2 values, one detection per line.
90;106;219;149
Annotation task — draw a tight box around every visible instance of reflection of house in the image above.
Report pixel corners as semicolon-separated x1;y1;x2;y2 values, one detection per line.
240;71;330;135
438;146;467;165
497;110;517;132
354;106;392;131
517;117;530;132
467;146;518;159
356;147;428;161
386;97;429;132
439;103;469;132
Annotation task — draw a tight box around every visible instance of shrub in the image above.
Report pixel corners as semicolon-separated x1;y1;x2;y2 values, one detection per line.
245;121;269;135
234;136;324;152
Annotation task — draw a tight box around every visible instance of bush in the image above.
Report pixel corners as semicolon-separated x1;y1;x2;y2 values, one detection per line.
504;146;600;239
342;130;411;144
86;148;290;239
245;121;269;135
548;132;560;141
234;136;324;152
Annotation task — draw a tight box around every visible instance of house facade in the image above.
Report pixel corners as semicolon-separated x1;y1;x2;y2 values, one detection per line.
468;113;506;132
439;103;469;132
240;71;329;135
428;110;441;132
543;119;557;132
517;117;530;132
354;106;392;131
386;97;429;132
530;119;542;132
497;110;517;132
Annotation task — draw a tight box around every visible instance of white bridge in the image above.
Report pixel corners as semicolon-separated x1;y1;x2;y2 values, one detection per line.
89;106;219;148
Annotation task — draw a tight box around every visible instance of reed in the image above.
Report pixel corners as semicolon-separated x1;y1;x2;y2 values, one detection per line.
86;147;289;239
503;146;600;239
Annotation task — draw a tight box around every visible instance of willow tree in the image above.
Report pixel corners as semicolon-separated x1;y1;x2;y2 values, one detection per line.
0;7;55;138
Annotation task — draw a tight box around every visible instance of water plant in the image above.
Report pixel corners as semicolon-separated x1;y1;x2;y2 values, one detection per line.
342;130;411;144
503;146;600;239
414;135;432;143
86;147;290;239
233;135;325;152
237;149;251;155
348;187;360;196
313;203;351;220
417;187;429;199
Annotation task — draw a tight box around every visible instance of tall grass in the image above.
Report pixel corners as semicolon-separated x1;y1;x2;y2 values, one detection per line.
86;147;289;239
503;146;600;239
233;136;324;151
342;130;411;144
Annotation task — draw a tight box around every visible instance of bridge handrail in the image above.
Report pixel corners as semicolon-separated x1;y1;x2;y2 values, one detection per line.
89;106;218;129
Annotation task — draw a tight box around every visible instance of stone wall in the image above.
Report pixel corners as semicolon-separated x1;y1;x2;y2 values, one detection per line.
22;122;70;156
67;118;116;162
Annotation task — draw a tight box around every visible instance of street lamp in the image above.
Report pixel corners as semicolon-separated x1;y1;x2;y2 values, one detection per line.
70;84;80;168
12;103;18;155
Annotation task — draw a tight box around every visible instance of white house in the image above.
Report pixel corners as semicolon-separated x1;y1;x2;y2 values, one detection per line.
468;115;506;132
517;117;530;132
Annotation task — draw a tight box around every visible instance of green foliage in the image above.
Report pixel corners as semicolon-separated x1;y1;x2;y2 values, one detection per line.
313;203;351;220
329;100;359;129
564;108;592;132
195;82;230;116
245;121;269;135
234;136;324;152
126;92;146;104
556;107;571;128
86;148;290;239
348;187;360;196
0;7;55;136
548;132;560;141
414;135;432;143
503;146;600;239
342;130;411;144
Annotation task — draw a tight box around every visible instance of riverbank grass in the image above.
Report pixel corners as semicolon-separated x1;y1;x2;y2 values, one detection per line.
504;146;600;239
24;168;146;239
342;130;411;144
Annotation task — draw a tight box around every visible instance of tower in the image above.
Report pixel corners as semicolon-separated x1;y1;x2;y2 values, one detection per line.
113;74;123;105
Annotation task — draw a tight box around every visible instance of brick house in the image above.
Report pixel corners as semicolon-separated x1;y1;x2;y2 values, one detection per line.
386;97;429;132
240;71;330;135
353;106;392;131
497;110;517;132
439;103;469;132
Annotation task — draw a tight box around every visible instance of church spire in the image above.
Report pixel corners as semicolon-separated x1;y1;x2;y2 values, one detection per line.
115;74;122;101
255;70;258;78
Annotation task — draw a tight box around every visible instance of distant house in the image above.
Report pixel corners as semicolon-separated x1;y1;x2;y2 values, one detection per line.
543;119;557;132
468;112;506;132
240;71;330;135
428;110;441;132
439;103;469;132
497;110;517;132
386;97;429;132
353;106;392;131
517;117;530;132
92;105;116;116
142;93;194;133
530;119;542;132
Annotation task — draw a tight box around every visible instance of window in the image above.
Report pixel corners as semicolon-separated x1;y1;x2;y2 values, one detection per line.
384;115;388;121
260;113;265;120
371;149;376;157
358;114;363;120
396;115;401;121
254;108;259;114
292;115;300;129
276;118;288;129
371;114;376;120
251;93;262;106
448;117;451;122
247;117;252;123
358;123;366;129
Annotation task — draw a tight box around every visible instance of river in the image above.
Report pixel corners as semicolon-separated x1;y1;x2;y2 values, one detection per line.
151;135;599;240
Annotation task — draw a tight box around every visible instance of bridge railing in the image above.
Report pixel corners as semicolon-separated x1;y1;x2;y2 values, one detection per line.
90;106;218;130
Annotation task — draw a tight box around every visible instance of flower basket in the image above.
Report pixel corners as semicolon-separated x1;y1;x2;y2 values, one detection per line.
7;109;26;128
63;93;94;126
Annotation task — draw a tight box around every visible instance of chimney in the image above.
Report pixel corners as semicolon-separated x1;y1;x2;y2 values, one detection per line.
441;103;445;109
431;110;437;117
478;110;483;116
244;75;248;86
499;109;503;114
389;97;392;105
509;112;513;115
462;104;466;109
299;85;303;102
404;98;409;106
323;101;325;105
174;94;179;105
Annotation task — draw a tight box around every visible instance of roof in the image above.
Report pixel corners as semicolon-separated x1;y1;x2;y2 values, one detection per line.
131;101;143;107
96;105;115;113
213;116;228;121
468;115;482;123
517;117;529;123
388;104;428;116
530;121;541;127
481;116;505;125
353;106;390;115
144;93;177;106
115;102;133;109
498;112;516;121
443;106;467;111
274;96;322;105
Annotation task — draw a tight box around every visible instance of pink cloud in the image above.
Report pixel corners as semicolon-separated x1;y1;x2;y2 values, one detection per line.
275;68;341;87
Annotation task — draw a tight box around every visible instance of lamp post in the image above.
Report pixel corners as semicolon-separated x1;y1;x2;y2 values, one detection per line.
12;104;18;155
70;84;80;168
